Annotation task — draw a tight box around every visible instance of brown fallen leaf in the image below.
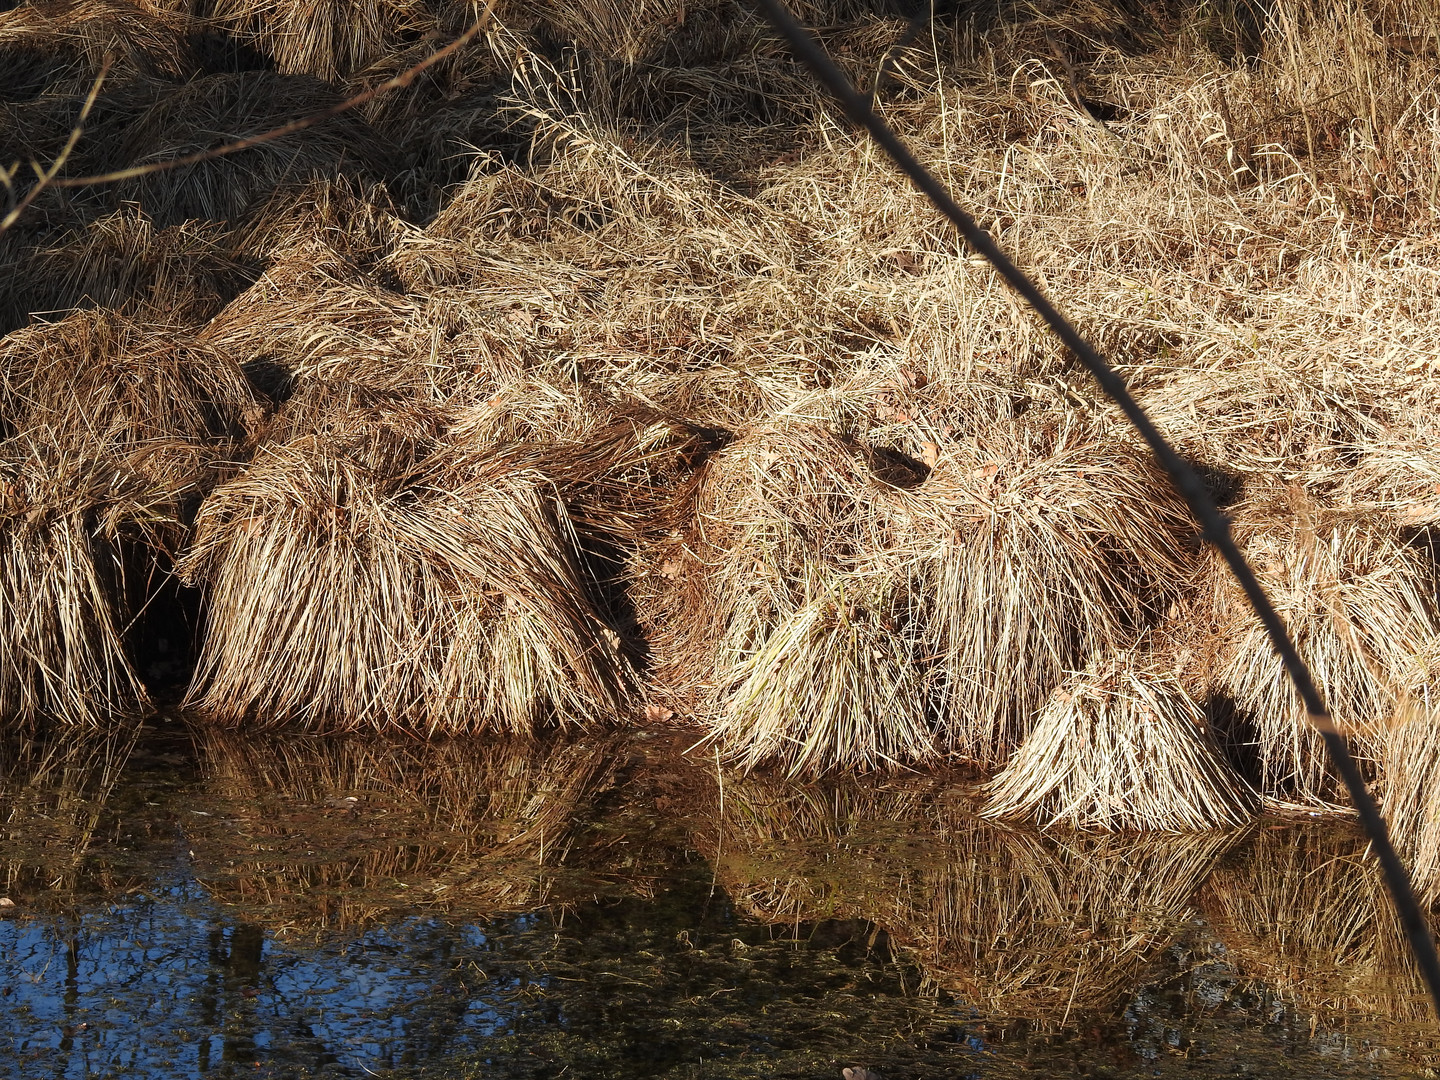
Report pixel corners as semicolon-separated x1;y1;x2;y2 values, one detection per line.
919;441;940;468
645;703;675;723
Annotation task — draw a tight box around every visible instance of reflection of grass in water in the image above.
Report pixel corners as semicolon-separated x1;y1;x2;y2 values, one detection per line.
1203;823;1436;1028
0;723;142;905
701;771;1244;1031
188;727;630;928
440;862;980;1080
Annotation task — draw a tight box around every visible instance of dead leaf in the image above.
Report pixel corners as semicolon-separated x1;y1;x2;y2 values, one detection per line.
645;703;675;723
919;441;940;468
894;366;927;391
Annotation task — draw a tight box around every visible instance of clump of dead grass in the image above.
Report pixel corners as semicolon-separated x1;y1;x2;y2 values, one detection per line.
1379;699;1440;907
200;0;437;84
179;403;632;732
3;206;249;331
910;416;1197;764
643;406;1196;773
1211;490;1439;806
984;649;1257;831
0;310;257;726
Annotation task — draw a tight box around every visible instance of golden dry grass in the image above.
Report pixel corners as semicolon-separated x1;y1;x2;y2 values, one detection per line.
640;406;1193;772
0;310;257;725
984;649;1258;831
1211;491;1439;805
3;0;1440;795
179;402;632;732
1380;699;1440;907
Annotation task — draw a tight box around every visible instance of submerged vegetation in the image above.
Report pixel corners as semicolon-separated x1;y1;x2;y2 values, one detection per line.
4;0;1440;850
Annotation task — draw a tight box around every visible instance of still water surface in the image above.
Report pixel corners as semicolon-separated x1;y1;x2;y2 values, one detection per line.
1;722;1435;1078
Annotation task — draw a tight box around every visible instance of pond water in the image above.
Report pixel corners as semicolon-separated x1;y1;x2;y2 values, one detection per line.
1;721;1436;1079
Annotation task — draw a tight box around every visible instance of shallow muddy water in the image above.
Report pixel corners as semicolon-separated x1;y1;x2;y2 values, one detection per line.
1;723;1437;1079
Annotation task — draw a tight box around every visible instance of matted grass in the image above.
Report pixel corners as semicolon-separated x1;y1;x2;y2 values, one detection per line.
1211;492;1439;806
5;0;1440;803
642;408;1194;773
0;310;257;726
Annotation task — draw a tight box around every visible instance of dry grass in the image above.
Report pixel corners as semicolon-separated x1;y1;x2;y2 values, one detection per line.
179;403;632;732
984;650;1257;831
0;310;256;725
2;206;248;330
0;0;201;92
1380;699;1440;907
910;416;1196;764
1211;491;1440;806
199;0;438;84
641;407;1194;773
4;0;1440;798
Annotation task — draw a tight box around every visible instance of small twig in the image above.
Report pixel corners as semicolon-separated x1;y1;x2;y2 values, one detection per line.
0;57;112;235
30;2;495;199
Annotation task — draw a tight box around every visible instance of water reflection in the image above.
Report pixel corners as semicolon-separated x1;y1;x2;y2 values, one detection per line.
0;728;1436;1078
700;773;1240;1028
1205;825;1434;1025
190;730;629;926
0;724;143;909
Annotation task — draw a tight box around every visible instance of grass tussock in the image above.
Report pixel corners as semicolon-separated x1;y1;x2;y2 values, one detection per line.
984;650;1257;831
0;310;256;726
179;405;631;733
2;207;249;331
1379;700;1440;907
4;0;1440;798
1211;491;1439;806
643;409;1193;773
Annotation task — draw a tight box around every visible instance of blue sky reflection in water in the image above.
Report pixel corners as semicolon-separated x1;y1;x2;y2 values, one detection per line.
1;725;1438;1080
1;888;538;1077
